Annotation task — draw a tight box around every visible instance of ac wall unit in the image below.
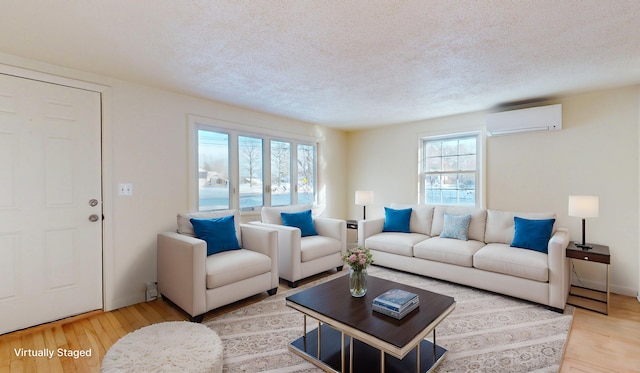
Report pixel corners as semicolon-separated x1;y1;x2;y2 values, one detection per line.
486;104;562;136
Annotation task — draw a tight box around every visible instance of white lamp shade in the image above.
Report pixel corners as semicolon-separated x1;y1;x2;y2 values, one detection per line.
355;191;374;205
568;195;599;218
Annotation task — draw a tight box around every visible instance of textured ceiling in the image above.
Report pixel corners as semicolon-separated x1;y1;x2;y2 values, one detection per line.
1;1;639;130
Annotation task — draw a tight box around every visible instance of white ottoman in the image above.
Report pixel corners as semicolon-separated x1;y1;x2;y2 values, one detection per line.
102;321;223;373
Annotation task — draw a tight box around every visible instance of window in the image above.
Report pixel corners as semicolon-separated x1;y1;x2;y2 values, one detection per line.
191;117;317;211
421;134;478;206
297;144;315;205
270;140;291;206
238;135;263;209
197;130;230;210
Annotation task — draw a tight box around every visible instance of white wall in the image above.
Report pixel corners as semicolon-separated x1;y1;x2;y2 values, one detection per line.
348;85;640;297
0;52;348;310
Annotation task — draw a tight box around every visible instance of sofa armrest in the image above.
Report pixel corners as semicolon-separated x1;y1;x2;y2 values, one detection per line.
157;232;207;317
314;217;347;255
358;218;385;247
547;227;571;309
250;222;301;282
239;224;279;289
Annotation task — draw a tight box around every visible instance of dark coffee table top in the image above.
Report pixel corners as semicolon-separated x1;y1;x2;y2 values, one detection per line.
286;274;455;350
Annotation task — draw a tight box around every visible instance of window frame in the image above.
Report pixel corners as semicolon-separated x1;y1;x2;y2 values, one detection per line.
419;132;482;207
188;115;318;212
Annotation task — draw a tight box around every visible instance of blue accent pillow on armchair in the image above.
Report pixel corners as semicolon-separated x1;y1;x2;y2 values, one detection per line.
383;207;412;233
511;217;555;253
190;215;241;256
281;209;318;237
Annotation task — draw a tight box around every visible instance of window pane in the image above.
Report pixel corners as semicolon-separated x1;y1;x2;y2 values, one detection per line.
458;138;475;155
459;155;476;171
297;144;315;205
271;140;291;206
198;130;230;211
442;140;458;156
239;136;263;209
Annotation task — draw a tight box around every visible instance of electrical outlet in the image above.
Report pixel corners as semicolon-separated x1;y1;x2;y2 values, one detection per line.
118;183;133;196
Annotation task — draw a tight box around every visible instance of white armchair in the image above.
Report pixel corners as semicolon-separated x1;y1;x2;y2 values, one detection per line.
157;209;278;322
253;205;346;287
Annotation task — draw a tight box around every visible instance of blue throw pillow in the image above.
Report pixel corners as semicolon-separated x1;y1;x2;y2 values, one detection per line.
281;210;318;237
511;217;555;253
383;207;412;233
190;215;241;256
440;213;472;241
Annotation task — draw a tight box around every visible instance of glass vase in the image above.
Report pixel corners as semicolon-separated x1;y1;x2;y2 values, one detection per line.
349;267;367;297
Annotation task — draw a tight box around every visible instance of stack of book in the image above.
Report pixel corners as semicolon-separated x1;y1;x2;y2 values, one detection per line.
372;288;420;319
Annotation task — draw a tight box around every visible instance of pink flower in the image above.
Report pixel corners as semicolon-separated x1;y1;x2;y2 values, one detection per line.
349;254;357;262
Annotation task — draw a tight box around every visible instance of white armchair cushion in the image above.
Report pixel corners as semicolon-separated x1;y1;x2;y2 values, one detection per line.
262;204;312;225
301;236;341;262
205;249;272;289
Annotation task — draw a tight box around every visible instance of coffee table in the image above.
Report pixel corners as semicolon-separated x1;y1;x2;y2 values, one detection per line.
285;274;455;372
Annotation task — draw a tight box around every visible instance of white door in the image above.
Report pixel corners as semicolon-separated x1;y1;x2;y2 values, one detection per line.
0;73;102;334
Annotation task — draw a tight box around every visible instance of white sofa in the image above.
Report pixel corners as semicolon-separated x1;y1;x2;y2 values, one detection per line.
253;205;346;287
359;204;571;311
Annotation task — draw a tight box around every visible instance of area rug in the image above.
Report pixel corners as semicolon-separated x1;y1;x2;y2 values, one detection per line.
102;321;224;373
206;266;573;373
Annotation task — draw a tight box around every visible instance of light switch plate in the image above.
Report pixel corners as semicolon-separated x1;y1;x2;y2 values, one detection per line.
118;183;133;196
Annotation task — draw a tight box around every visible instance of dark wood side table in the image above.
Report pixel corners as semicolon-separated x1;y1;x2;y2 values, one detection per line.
347;219;358;249
566;242;610;315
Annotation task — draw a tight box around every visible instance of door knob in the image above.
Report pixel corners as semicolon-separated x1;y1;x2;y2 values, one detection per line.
88;214;100;222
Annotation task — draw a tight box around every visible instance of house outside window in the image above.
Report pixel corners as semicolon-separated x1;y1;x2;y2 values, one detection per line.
421;134;479;206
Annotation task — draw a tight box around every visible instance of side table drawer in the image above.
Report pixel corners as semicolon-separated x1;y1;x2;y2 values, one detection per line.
566;249;610;264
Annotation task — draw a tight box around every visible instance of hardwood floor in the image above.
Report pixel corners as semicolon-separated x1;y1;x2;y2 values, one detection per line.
1;276;639;373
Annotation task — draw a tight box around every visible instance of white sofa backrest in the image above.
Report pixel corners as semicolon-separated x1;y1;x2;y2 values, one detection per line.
484;209;557;245
261;204;313;225
390;203;435;236
177;209;242;247
432;206;488;242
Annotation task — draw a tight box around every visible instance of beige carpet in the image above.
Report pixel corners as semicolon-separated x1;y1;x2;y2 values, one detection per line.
206;266;573;372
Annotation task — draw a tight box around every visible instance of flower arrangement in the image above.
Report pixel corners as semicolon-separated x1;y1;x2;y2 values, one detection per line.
341;246;374;272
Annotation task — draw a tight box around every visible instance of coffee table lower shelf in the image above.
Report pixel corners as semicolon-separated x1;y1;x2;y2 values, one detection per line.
289;324;447;373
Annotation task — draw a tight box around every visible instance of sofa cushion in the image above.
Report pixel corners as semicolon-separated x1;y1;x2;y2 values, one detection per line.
365;232;429;257
383;207;412;233
511;217;555;253
205;249;271;289
178;209;242;247
414;237;485;267
440;213;472;241
484;210;556;245
473;243;548;282
300;236;341;262
261;204;313;225
432;206;487;242
281;209;318;237
190;216;241;256
390;203;435;235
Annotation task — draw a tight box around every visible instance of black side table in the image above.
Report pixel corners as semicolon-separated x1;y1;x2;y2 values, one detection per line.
566;242;610;314
346;219;358;249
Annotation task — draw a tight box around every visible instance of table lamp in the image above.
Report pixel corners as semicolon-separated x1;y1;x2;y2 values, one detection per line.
355;191;374;220
568;195;599;250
